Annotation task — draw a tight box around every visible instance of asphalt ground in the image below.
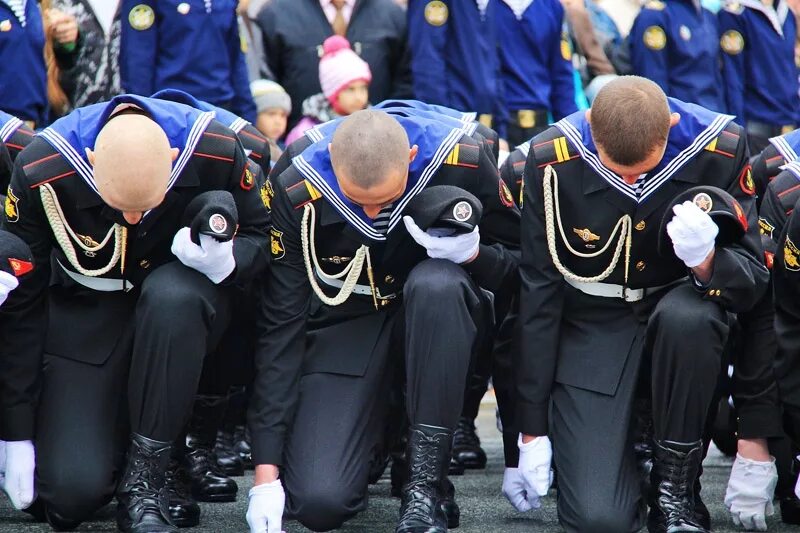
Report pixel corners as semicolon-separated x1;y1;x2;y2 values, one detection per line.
0;400;796;532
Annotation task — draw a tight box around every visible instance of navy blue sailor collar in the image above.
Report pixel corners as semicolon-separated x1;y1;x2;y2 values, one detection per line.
0;110;23;143
554;98;734;204
770;128;800;162
739;0;790;36
38;94;215;200
151;89;250;134
293;112;470;241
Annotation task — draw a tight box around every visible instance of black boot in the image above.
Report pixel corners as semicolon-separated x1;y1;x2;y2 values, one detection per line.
395;424;452;533
440;476;460;529
214;429;245;477
692;467;710;530
185;395;238;502
647;440;708;533
233;424;253;470
452;417;487;470
116;434;177;533
448;456;465;476
165;445;201;528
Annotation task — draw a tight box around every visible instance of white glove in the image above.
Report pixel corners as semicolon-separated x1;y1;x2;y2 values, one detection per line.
0;271;19;308
2;440;35;510
402;216;480;265
794;455;800;500
666;201;718;268
724;454;777;531
246;479;285;533
171;228;236;284
517;435;553;499
502;467;541;512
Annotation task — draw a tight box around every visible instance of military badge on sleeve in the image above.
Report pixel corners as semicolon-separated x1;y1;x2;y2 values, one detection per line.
261;180;274;211
499;180;515;208
270;228;285;260
5;187;19;223
240;166;255;191
739;165;755;196
759;217;775;238
785;237;800;271
424;1;448;26
644;26;667;50
721;30;744;55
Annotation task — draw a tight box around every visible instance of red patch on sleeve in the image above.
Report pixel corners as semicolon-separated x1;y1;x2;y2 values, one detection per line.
8;258;33;277
765;250;774;270
739;165;755;196
732;200;748;231
499;179;514;208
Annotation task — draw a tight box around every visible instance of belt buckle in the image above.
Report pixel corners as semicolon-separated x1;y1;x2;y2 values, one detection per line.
622;287;640;303
478;114;493;128
518;110;536;129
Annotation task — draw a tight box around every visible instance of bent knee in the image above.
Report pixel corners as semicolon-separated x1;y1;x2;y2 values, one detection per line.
404;259;470;300
289;485;359;532
568;506;639;533
41;472;113;523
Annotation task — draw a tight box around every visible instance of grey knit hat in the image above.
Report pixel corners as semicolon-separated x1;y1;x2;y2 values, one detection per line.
250;79;292;115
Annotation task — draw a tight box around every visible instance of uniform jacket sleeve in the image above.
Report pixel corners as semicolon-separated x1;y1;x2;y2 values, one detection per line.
463;140;521;294
226;147;270;285
248;169;310;466
120;0;157;96
549;7;579;120
629;8;670;94
718;9;746;124
389;4;414;99
0;158;52;441
407;0;449;105
693;134;767;313
228;10;257;123
516;152;566;436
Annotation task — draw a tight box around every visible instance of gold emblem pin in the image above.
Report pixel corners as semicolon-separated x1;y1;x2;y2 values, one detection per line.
786;238;800;271
573;228;600;242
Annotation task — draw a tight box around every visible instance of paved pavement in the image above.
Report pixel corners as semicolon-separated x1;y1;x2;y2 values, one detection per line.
0;402;794;532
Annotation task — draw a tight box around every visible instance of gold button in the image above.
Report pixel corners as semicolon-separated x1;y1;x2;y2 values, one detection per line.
715;289;722;296
636;261;646;272
635;220;646;231
139;259;151;269
380;299;391;307
384;275;395;284
708;289;714;296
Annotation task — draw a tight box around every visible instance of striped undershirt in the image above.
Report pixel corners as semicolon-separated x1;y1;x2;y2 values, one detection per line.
372;203;394;234
6;0;26;27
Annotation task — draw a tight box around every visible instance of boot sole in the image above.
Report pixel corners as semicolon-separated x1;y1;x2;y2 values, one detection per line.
192;493;237;503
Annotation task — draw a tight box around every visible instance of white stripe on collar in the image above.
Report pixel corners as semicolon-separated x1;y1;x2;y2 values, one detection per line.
228;117;250;134
554;114;734;203
770;134;799;162
782;161;800;180
739;0;789;36
293;126;469;241
500;0;535;19
517;141;531;158
39;111;215;199
0;116;23;143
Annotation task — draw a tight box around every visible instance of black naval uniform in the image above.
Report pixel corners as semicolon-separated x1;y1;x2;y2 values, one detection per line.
0;95;269;526
518;99;767;532
249;109;519;531
0;112;34;192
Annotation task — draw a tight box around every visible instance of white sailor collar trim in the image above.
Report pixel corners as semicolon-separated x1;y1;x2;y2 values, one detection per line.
739;0;789;36
770;134;800;162
0;116;23;143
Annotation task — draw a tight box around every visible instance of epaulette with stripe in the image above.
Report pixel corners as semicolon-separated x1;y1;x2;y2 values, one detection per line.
443;136;481;169
703;123;740;158
285;177;323;209
195;121;239;162
531;128;578;168
762;146;788;180
20;140;76;189
772;172;800;215
5;126;34;161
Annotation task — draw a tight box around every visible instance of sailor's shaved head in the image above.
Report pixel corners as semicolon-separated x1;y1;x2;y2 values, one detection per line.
330;110;410;190
88;113;178;216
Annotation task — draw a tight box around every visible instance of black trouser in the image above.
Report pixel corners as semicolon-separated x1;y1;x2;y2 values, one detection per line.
35;262;233;523
506;110;549;147
283;259;489;532
552;284;729;533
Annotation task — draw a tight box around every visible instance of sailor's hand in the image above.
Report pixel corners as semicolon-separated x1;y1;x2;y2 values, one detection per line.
666;201;718;268
402;216;480;264
724;454;777;531
171;228;236;283
246;479;285;533
517;435;553;501
2;440;35;510
0;271;19;307
503;467;541;512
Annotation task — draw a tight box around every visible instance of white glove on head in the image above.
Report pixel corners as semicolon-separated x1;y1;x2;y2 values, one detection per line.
502;467;541;512
666;201;718;268
724;454;777;532
2;440;35;510
246;479;285;533
0;271;19;308
517;435;553;498
171;228;236;284
402;216;480;265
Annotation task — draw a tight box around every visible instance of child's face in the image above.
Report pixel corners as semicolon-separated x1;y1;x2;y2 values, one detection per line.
257;109;288;141
336;81;369;116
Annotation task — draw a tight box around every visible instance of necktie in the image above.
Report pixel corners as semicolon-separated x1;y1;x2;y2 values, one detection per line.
332;0;347;36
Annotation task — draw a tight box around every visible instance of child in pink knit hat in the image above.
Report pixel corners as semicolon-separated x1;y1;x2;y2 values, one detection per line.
285;35;372;145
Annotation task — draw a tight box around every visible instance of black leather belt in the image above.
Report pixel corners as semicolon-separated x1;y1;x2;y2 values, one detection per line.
510;109;549;129
746;120;796;139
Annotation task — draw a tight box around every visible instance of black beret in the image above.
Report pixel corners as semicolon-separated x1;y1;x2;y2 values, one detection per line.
0;230;33;277
658;185;748;257
405;185;482;233
182;191;239;245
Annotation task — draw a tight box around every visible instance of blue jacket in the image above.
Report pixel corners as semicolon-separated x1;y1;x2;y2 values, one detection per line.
407;0;506;135
719;0;799;126
496;0;577;121
119;0;256;123
630;0;725;112
0;0;46;125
